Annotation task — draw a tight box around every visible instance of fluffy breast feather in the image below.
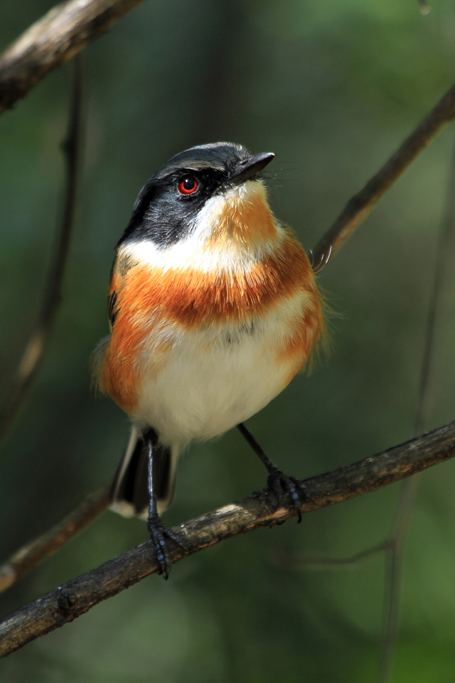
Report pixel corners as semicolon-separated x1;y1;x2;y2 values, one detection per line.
95;230;324;418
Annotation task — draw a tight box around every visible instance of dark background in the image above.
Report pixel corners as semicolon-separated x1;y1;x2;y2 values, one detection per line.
1;1;455;681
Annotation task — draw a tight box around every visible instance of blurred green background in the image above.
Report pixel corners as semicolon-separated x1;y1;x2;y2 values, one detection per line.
1;1;455;681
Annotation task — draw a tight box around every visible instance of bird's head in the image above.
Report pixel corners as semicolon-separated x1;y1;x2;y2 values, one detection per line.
118;142;277;255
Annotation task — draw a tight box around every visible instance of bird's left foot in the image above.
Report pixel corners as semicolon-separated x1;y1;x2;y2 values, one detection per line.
147;516;190;579
266;468;306;523
236;423;306;522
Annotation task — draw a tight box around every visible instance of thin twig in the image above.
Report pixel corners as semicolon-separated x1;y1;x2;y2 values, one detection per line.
272;541;391;572
0;0;143;114
413;134;455;438
379;132;455;683
0;59;83;439
1;12;454;648
2;81;455;595
0;488;109;593
310;82;455;271
1;419;455;657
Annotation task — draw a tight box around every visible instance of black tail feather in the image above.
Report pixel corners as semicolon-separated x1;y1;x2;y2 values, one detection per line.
110;427;177;518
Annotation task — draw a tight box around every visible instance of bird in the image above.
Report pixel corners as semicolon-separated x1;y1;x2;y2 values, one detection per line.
93;141;324;577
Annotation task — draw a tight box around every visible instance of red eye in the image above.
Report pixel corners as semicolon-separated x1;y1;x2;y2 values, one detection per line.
178;175;199;195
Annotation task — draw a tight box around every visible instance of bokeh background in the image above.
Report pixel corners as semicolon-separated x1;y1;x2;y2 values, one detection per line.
1;1;455;681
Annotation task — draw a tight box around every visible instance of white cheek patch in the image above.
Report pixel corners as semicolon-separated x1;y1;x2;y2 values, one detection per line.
121;180;284;274
120;237;261;273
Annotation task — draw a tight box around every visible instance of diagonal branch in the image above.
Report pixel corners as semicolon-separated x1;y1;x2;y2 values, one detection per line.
0;0;144;114
0;488;109;593
311;81;455;271
1;419;455;657
2;78;455;593
0;59;82;439
379;131;455;683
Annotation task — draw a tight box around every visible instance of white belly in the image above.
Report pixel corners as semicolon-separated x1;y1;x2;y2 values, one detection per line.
133;293;308;446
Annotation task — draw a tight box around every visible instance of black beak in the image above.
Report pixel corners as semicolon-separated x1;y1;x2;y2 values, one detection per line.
230;152;275;184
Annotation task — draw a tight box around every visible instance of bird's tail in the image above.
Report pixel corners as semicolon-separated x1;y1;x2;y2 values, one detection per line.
110;426;180;519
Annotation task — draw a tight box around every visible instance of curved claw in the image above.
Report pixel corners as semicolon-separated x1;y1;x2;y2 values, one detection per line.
148;517;171;579
147;519;190;579
309;244;333;273
267;468;305;523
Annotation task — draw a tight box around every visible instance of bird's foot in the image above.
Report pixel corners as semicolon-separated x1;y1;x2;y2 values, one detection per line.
266;468;305;523
147;516;190;579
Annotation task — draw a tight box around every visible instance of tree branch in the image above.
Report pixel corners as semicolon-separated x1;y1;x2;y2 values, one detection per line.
0;488;109;593
311;81;455;271
2;79;455;593
1;419;454;657
2;8;455;656
271;540;391;572
0;0;143;113
0;59;82;438
379;130;455;683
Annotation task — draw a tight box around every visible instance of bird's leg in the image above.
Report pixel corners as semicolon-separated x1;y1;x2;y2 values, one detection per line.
146;434;171;578
145;431;188;579
237;423;305;523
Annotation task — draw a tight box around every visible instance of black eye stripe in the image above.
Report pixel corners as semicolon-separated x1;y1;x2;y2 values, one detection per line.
119;163;231;248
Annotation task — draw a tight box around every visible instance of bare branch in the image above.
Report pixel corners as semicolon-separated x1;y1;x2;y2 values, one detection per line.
2;15;455;658
0;488;109;593
0;0;143;113
0;59;82;438
379;132;455;683
271;541;391;572
311;81;455;271
1;420;455;657
3;79;455;593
